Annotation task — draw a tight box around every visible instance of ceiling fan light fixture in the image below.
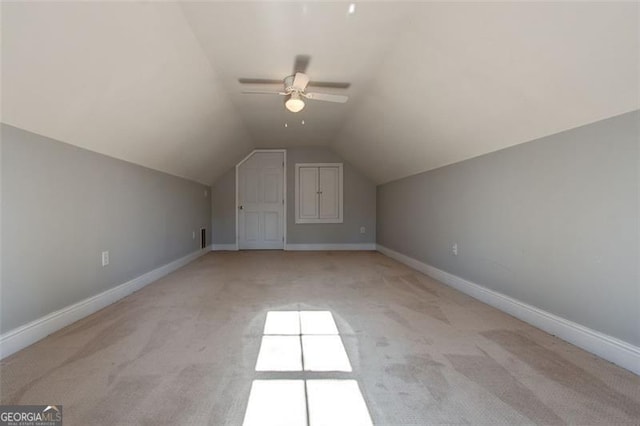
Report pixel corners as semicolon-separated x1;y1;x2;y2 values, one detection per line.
285;92;305;113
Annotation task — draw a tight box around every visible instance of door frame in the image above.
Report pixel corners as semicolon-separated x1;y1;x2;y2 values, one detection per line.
235;149;287;250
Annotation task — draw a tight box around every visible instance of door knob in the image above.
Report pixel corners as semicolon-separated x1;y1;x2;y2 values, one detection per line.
238;205;244;210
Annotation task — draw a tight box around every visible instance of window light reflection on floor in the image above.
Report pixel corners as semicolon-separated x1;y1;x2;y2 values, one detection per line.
243;380;306;426
264;311;301;335
307;380;373;426
245;310;373;425
262;310;339;335
302;335;352;372
299;311;339;335
255;336;302;371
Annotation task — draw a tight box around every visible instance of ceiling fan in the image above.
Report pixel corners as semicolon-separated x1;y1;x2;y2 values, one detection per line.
239;55;351;113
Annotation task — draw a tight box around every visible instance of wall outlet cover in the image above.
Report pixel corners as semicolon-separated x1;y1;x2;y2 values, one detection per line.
101;251;109;266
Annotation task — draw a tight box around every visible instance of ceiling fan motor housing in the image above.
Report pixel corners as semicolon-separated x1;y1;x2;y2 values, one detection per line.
283;75;296;92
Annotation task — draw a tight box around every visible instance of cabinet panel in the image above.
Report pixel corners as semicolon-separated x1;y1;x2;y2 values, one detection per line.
298;167;319;219
319;167;339;219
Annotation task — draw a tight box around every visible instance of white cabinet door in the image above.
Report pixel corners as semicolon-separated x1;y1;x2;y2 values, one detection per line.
238;152;285;249
319;166;339;219
298;167;319;220
295;163;343;224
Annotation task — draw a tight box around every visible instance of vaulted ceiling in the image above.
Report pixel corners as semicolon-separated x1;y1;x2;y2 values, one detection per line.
2;2;638;184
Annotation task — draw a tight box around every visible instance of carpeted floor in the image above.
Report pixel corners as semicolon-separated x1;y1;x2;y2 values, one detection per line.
1;251;639;425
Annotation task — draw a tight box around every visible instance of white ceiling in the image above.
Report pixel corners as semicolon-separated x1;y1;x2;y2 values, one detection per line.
1;2;253;184
2;2;638;184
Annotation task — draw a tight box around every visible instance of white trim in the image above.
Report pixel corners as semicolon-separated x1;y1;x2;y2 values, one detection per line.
236;149;287;251
211;244;238;251
294;163;344;224
286;243;375;251
0;246;211;360
376;244;640;376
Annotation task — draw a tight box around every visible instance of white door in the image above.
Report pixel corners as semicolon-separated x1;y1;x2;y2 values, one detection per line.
238;152;285;249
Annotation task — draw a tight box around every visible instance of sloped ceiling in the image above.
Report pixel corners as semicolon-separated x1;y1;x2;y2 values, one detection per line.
333;2;640;182
2;2;638;185
1;2;253;184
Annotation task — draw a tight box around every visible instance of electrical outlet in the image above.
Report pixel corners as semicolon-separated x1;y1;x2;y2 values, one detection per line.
452;243;458;256
204;189;208;197
101;251;109;266
192;231;196;239
360;226;366;234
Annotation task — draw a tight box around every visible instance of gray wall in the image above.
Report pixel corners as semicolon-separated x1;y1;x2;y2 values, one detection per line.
211;167;237;245
377;110;639;346
211;146;376;245
1;124;211;333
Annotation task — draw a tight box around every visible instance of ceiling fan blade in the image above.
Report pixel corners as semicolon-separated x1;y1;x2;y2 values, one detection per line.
308;81;351;89
238;78;283;85
303;92;349;103
242;90;286;95
292;72;310;90
293;54;311;74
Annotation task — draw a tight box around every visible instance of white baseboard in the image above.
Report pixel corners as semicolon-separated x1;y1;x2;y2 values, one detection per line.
211;243;375;251
376;244;640;376
286;243;376;251
211;244;238;251
0;246;211;360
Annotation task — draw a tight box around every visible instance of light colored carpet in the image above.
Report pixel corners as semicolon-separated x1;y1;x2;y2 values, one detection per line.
1;251;639;425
